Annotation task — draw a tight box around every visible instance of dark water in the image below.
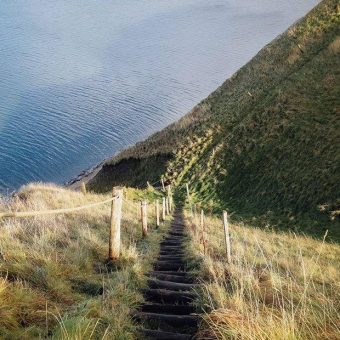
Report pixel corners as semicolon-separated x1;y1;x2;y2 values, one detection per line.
0;0;319;193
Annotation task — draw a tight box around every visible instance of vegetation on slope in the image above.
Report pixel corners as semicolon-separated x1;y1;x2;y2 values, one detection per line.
184;209;340;339
89;0;340;240
0;184;170;339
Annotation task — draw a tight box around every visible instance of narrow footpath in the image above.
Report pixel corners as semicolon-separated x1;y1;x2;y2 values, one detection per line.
136;209;199;339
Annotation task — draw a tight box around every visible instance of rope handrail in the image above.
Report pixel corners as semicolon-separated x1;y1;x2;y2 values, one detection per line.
0;196;117;219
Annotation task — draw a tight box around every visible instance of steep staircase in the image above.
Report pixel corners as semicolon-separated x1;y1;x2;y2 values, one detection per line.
135;209;199;339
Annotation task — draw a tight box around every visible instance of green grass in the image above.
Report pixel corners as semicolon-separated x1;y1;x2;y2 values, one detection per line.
90;0;340;241
0;184;171;339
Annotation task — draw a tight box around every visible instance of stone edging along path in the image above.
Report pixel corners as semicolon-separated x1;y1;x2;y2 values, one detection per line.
134;209;199;339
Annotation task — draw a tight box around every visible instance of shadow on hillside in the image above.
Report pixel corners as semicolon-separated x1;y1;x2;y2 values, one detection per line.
174;187;339;243
88;154;172;193
222;202;339;244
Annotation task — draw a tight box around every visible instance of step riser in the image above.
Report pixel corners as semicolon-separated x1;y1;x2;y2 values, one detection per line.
134;312;198;328
159;251;185;256
147;274;194;284
140;304;196;315
139;329;191;340
154;264;184;271
158;256;184;261
149;271;187;276
147;279;195;291
142;289;194;304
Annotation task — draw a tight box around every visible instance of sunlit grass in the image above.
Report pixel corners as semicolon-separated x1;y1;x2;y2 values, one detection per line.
0;183;170;339
184;210;340;339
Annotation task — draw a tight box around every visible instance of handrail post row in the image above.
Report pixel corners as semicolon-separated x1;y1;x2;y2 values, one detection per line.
109;187;123;260
223;211;232;263
141;200;148;237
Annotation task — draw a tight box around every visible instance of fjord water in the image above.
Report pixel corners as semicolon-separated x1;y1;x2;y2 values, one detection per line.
0;0;318;193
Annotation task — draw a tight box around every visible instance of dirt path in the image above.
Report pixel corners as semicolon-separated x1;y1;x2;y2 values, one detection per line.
135;209;199;339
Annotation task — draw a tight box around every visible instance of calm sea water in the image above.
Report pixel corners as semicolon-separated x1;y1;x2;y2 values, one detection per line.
0;0;319;193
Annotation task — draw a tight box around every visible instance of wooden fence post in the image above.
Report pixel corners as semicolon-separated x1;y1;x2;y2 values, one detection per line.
223;211;231;263
155;199;160;228
167;185;172;212
200;209;206;255
169;196;173;212
81;182;87;195
165;197;169;215
186;183;193;216
109;187;123;260
186;183;190;202
162;197;166;221
141;201;148;238
161;178;165;192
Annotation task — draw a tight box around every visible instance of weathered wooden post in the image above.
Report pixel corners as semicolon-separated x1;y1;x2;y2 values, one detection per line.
80;182;87;195
155;199;160;228
162;197;166;221
161;178;165;192
223;211;231;263
169;196;173;212
186;183;193;215
109;187;123;260
141;201;148;238
186;183;190;202
200;209;206;255
167;185;172;212
165;197;170;215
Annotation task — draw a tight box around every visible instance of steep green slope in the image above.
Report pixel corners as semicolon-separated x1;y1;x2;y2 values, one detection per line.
90;0;340;240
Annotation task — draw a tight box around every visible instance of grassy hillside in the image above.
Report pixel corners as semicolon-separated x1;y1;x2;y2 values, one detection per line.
184;209;340;339
0;184;170;339
89;0;340;240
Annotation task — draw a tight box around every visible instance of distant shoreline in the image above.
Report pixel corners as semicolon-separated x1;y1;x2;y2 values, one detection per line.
65;159;106;190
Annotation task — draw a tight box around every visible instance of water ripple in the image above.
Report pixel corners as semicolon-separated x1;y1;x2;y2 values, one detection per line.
0;0;319;192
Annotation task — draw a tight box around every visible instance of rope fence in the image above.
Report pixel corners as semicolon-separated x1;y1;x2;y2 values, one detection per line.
0;181;174;261
0;196;116;219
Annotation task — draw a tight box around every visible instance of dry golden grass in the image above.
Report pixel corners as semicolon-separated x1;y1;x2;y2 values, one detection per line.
0;183;170;339
184;210;340;340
